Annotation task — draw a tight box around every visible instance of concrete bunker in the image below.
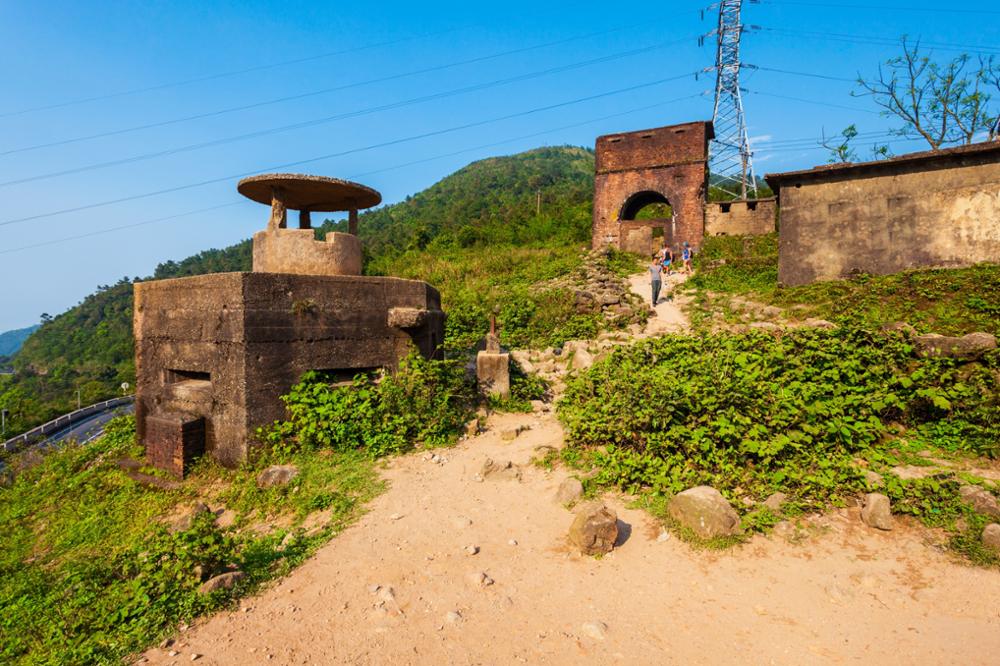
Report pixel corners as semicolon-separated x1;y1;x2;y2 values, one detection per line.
592;120;713;255
134;174;445;475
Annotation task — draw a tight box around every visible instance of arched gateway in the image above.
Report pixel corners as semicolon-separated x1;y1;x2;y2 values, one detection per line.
591;120;713;255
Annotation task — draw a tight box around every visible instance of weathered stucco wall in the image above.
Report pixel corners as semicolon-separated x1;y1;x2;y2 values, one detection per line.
704;198;776;236
592;121;711;253
135;272;444;469
769;144;1000;286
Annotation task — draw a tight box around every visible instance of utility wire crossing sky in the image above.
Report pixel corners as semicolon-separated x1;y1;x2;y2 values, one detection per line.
0;0;997;330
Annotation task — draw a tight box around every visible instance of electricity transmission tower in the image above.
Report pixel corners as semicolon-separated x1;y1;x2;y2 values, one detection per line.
703;0;757;199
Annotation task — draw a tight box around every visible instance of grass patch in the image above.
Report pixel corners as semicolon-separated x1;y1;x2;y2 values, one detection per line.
688;233;1000;335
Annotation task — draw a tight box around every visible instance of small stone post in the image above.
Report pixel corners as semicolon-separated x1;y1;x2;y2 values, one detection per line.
476;315;510;398
299;208;312;229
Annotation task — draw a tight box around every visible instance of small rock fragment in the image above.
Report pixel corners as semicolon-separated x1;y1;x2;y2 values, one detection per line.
480;458;521;481
468;571;494;587
445;610;463;624
861;493;893;530
465;545;480;556
451;516;473;529
581;620;608;640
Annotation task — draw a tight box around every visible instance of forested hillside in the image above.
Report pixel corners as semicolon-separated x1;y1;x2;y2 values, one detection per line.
0;146;596;437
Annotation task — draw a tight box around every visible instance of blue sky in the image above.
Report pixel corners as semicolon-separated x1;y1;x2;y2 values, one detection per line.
0;0;997;331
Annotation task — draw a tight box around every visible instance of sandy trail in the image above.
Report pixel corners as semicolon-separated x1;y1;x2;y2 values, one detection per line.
143;409;1000;665
628;270;691;335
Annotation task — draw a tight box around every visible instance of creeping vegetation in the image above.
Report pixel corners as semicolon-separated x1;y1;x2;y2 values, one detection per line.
557;328;1000;558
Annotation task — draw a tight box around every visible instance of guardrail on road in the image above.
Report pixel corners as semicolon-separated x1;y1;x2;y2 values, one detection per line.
2;395;135;453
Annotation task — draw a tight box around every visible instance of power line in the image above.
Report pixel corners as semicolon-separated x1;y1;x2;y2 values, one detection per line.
759;1;1000;16
748;89;881;114
0;93;703;255
754;66;855;83
0;25;662;158
759;26;1000;56
0;70;701;227
0;27;466;119
0;36;698;189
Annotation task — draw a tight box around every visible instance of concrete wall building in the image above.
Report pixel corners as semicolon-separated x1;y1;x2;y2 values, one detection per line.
767;142;1000;286
592;121;713;255
135;174;445;474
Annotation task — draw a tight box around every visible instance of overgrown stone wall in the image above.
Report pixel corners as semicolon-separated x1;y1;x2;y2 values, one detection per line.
704;198;776;237
768;143;1000;286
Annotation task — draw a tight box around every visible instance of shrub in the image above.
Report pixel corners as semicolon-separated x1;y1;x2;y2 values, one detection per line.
260;353;476;457
558;328;1000;509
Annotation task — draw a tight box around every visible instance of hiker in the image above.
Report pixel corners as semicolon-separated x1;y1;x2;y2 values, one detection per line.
681;241;693;274
661;246;674;275
649;254;663;305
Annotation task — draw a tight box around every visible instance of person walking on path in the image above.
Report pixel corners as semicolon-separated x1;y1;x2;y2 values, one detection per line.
661;245;674;275
681;242;693;274
649;254;663;305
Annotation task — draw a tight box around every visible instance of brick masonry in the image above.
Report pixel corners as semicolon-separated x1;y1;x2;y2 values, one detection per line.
704;198;777;237
592;121;713;254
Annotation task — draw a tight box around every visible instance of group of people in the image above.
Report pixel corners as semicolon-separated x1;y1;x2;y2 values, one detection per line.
648;241;692;306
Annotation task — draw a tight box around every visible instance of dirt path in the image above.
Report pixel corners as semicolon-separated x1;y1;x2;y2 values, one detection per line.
143;408;1000;665
627;270;691;336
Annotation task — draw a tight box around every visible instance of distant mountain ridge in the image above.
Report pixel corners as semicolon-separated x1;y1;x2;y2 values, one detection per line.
1;145;596;437
0;325;39;357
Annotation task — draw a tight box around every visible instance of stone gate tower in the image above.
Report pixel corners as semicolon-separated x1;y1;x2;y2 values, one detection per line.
591;120;713;254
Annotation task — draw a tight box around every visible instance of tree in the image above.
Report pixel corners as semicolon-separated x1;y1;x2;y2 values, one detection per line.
820;124;860;163
855;38;998;150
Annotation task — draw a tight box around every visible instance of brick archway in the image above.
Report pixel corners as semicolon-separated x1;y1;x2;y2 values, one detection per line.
591;120;713;253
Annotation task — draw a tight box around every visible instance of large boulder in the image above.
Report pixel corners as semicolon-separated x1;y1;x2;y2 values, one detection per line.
568;503;618;555
959;485;1000;519
256;465;299;488
861;493;893;530
914;332;997;361
668;486;741;539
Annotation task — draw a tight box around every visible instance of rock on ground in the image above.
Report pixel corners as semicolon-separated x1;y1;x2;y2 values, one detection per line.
199;571;245;595
762;492;787;513
668;486;741;539
982;524;1000;553
256;465;299;488
861;493;893;530
959;485;1000;519
555;477;584;504
913;332;997;361
568;503;618;555
480;458;521;481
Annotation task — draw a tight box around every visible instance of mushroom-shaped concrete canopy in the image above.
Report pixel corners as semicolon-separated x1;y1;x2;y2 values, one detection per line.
238;173;381;232
237;173;381;211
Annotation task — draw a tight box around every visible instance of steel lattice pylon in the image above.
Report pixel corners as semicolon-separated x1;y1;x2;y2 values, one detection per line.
705;0;757;199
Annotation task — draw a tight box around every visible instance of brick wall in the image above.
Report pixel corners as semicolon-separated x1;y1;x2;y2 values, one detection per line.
592;121;712;252
704;198;777;236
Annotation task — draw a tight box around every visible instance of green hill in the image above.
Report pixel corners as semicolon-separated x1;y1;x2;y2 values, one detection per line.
1;146;597;437
0;325;38;358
